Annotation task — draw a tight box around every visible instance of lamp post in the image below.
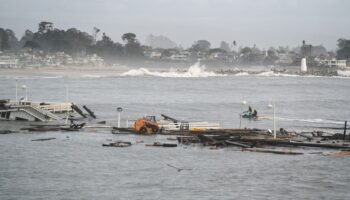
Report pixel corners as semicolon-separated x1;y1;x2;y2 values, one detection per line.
268;103;276;139
239;100;247;129
15;80;18;102
22;85;27;101
116;107;123;128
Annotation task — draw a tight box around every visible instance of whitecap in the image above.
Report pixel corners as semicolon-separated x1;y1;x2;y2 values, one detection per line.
234;72;249;76
337;70;350;77
121;62;225;78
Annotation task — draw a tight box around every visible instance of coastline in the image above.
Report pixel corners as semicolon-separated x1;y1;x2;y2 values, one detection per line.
0;64;349;78
0;65;133;77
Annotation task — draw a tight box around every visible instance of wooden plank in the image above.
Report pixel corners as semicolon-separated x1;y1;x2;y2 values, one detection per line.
242;148;303;155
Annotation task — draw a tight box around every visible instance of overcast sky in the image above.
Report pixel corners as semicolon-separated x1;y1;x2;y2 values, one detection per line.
1;0;349;50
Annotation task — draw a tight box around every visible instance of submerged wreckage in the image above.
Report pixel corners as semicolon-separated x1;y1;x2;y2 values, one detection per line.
1;99;349;155
0;99;96;122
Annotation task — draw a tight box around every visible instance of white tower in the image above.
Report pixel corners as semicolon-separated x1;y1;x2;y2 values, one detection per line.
301;58;307;72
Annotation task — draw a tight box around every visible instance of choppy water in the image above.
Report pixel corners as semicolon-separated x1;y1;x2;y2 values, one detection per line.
1;66;350;199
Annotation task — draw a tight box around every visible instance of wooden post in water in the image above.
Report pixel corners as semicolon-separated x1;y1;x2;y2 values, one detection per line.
343;121;347;140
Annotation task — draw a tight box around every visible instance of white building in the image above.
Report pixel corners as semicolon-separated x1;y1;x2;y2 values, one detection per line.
0;55;19;68
170;51;190;61
150;51;162;59
324;59;347;68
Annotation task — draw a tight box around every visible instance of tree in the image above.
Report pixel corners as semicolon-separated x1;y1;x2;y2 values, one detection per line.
23;40;40;50
122;33;137;44
20;30;34;47
265;48;279;64
220;41;231;52
38;21;53;34
5;29;20;51
121;32;144;58
0;28;10;51
190;40;211;52
240;47;252;55
337;38;350;60
233;40;237;46
239;47;253;63
88;32;124;62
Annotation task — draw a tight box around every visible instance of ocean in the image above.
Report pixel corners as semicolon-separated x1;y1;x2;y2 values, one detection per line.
0;64;350;199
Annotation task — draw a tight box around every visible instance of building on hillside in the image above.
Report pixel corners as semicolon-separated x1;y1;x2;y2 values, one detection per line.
170;51;190;61
210;52;228;61
324;59;347;68
275;53;294;65
0;55;19;68
150;51;162;59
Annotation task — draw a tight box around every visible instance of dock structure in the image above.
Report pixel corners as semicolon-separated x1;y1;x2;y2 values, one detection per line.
39;102;73;113
0;104;61;121
0;100;73;122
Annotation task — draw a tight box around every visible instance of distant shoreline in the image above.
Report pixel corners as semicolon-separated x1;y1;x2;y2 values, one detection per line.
0;65;132;77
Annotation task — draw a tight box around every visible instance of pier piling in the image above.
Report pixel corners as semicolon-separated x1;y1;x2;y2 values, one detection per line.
344;121;348;140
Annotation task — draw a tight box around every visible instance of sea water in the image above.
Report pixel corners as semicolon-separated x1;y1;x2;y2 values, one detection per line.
0;65;350;199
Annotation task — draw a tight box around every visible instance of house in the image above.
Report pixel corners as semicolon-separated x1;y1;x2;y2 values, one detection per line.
275;53;294;65
324;59;347;68
170;51;190;61
0;55;19;68
150;51;162;59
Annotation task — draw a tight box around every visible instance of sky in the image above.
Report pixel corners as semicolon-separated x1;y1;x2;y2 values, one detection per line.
0;0;349;50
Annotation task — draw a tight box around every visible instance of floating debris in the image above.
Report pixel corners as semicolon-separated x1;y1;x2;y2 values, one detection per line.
241;148;304;155
0;130;17;134
102;141;132;147
166;163;192;172
32;137;56;141
146;142;177;147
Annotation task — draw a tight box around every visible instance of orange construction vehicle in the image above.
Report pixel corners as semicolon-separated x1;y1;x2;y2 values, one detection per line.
134;115;159;134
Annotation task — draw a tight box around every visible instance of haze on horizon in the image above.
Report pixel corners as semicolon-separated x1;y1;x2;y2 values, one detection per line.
1;0;349;50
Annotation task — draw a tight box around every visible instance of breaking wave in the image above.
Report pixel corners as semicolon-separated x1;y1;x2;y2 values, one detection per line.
234;72;249;76
337;70;350;77
81;74;104;78
121;63;224;78
256;71;300;77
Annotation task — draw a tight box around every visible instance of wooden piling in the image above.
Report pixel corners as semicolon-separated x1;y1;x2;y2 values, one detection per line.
71;104;87;118
83;105;96;119
344;121;348;140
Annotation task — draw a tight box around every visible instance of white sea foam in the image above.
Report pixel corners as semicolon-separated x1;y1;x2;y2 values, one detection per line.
337;70;350;77
121;62;224;78
81;74;104;78
256;71;275;76
41;75;63;79
274;117;344;125
234;72;249;76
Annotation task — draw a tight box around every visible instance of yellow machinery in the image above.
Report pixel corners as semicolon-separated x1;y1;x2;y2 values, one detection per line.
134;115;159;134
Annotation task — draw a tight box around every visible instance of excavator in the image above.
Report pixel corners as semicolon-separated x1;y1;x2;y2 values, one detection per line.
134;115;159;134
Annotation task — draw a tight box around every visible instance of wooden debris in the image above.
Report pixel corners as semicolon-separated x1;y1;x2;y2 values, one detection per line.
166;163;192;172
71;104;87;118
83;105;96;119
102;141;132;147
112;127;135;134
32;137;56;141
225;140;251;148
326;151;350;156
242;148;304;155
146;142;177;147
0;130;16;134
